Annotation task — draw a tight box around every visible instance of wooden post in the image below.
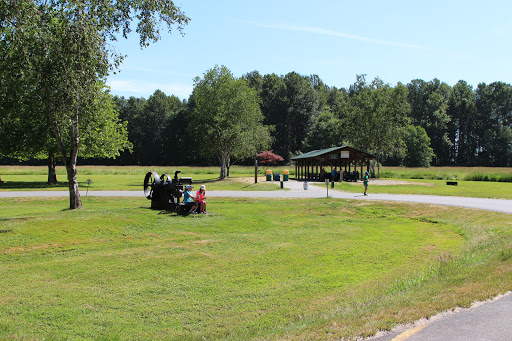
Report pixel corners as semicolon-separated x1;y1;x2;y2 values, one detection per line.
254;155;258;184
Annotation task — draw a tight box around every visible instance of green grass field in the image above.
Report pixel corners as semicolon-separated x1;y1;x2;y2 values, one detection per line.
0;166;280;192
333;178;512;199
1;196;511;340
1;165;512;199
380;166;512;182
1;165;511;339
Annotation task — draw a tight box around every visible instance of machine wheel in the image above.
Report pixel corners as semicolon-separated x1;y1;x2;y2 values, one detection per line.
160;174;172;183
144;172;161;199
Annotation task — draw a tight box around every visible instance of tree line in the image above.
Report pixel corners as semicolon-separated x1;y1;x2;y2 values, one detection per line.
111;70;512;168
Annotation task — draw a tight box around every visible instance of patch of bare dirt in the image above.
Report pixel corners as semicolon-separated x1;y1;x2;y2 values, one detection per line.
231;177;261;184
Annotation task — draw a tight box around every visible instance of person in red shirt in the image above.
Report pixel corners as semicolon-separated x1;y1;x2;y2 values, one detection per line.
195;185;207;214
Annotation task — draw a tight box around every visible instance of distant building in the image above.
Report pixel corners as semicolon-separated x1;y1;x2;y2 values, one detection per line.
291;146;376;181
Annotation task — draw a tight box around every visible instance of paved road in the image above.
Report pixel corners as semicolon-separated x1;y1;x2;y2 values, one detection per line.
2;181;511;214
1;181;511;341
370;292;512;341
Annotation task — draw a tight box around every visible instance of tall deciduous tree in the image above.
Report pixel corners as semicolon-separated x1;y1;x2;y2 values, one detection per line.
345;75;411;175
260;73;288;156
242;71;264;94
402;125;434;167
406;79;452;165
283;72;320;158
474;82;512;166
447;80;477;165
259;72;319;160
189;66;272;179
0;0;188;209
302;111;343;151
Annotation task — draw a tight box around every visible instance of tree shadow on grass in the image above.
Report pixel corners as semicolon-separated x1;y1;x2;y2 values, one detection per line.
0;181;68;190
139;206;202;217
191;177;221;184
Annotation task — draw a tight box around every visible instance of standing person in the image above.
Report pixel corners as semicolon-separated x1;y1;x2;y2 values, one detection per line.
363;171;369;196
195;185;207;214
184;185;199;214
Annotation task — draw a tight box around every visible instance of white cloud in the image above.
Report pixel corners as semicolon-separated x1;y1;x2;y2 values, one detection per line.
107;80;193;99
119;63;194;78
252;22;430;50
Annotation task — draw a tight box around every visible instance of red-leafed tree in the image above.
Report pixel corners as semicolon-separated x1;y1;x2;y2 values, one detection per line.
256;150;284;166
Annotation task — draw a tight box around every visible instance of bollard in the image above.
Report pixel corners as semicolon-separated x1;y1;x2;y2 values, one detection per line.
280;180;283;189
266;169;272;181
331;181;334;188
283;169;289;181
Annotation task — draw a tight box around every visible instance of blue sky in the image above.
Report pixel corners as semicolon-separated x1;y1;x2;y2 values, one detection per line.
106;0;512;100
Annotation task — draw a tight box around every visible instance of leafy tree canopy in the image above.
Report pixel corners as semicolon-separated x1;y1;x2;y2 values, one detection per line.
256;150;284;166
0;0;188;208
189;65;272;179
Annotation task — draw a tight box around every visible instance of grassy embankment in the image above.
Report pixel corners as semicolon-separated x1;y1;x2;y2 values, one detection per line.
0;196;511;340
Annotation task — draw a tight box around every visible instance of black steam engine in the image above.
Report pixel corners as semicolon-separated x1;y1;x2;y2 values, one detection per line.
144;170;192;212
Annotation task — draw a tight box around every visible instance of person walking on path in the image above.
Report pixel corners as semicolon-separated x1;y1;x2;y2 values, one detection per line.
363;171;369;196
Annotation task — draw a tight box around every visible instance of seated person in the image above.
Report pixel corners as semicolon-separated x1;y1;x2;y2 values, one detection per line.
183;185;199;214
195;185;207;214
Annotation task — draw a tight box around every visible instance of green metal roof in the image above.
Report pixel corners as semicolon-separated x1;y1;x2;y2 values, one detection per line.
290;146;375;160
290;146;345;160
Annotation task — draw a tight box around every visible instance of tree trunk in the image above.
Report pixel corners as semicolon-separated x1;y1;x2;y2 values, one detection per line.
47;151;58;184
66;159;82;209
377;156;380;179
46;84;82;209
370;161;376;178
219;154;226;179
254;155;258;184
226;156;231;177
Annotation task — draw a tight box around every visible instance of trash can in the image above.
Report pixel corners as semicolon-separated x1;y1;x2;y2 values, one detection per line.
283;169;289;181
266;169;272;181
273;173;280;181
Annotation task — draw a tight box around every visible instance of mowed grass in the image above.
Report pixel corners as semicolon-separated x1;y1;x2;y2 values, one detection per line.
334;178;512;199
0;166;281;192
381;166;512;182
2;165;512;198
1;197;511;340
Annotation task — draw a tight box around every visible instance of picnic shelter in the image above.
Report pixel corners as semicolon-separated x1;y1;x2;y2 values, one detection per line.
290;146;376;181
